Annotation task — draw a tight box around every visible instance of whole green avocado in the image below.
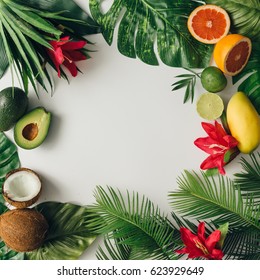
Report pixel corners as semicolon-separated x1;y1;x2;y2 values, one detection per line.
0;87;28;131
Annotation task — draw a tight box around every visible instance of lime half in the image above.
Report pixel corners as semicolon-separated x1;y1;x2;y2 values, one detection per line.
196;93;224;120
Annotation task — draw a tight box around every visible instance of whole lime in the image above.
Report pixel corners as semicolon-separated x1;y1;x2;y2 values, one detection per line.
0;87;28;131
201;66;227;92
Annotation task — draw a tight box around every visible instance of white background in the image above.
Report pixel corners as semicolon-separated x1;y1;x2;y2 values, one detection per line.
1;0;258;260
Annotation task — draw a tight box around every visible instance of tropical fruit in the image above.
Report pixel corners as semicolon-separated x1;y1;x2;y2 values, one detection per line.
213;34;252;76
0;87;28;131
227;92;260;154
0;208;48;252
187;4;230;44
14;107;51;149
196;93;224;120
201;66;227;92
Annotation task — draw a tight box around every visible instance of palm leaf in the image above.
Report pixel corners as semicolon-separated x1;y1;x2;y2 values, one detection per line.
234;152;260;201
0;35;8;78
169;170;260;231
11;0;101;35
96;234;132;260
90;0;213;68
88;186;178;260
205;0;260;41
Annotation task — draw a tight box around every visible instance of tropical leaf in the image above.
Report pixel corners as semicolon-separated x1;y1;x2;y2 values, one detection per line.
232;43;260;114
25;202;97;260
88;186;178;260
234;152;260;202
0;35;8;78
169;170;260;231
205;0;260;41
90;0;213;68
0;133;20;203
11;0;101;35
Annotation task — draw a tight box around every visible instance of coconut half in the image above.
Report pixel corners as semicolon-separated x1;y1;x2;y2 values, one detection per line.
2;168;41;208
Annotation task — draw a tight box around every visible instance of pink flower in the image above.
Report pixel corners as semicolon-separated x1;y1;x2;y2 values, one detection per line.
47;36;87;77
194;121;238;174
176;222;224;260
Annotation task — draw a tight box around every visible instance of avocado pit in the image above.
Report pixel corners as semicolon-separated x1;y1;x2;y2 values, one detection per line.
22;123;39;141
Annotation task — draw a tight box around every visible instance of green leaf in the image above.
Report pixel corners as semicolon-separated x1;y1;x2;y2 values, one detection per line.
88;186;178;260
234;152;260;202
217;222;229;249
205;0;260;41
25;202;97;260
0;35;9;78
169;170;260;230
11;0;101;35
232;43;260;114
90;0;213;68
0;133;20;203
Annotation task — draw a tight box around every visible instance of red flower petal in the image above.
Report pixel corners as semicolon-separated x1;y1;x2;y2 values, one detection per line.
62;40;86;51
200;154;226;175
223;135;238;148
194;137;225;155
63;60;78;77
205;230;221;253
210;248;224;260
197;222;206;242
64;50;87;62
46;48;62;77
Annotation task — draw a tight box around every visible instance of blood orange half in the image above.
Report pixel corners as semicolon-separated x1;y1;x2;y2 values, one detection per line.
213;34;252;76
187;5;230;44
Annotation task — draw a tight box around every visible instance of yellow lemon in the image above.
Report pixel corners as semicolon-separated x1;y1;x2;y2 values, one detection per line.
227;92;260;154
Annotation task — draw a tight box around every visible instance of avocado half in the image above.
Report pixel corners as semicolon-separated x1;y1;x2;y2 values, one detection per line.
14;107;51;149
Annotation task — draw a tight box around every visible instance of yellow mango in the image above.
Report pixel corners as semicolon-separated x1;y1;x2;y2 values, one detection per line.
227;92;260;154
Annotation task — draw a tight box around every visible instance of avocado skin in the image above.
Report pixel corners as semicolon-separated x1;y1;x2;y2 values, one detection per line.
14;107;51;150
0;87;28;131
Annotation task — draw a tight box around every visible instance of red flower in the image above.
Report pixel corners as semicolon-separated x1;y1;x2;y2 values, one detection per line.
176;222;224;260
47;36;87;77
194;121;238;174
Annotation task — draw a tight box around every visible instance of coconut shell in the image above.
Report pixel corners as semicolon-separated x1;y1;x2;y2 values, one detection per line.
0;208;48;252
2;168;42;208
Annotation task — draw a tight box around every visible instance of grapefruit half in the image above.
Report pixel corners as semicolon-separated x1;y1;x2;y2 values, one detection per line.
213;34;252;76
187;5;230;44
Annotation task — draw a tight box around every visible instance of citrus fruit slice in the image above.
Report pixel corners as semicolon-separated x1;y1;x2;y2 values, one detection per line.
213;34;252;76
196;93;224;120
201;66;227;92
187;4;230;44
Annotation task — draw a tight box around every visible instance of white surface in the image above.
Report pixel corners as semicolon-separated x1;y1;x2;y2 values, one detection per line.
1;0;259;259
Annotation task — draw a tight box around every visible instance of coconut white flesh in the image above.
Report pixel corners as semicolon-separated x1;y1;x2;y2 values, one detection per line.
4;170;41;202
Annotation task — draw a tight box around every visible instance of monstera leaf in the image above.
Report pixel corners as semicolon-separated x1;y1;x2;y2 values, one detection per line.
25;202;97;260
90;0;213;68
205;0;260;41
232;43;260;114
0;133;20;203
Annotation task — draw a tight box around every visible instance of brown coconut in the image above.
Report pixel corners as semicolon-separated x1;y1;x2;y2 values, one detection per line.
0;208;48;252
2;168;42;208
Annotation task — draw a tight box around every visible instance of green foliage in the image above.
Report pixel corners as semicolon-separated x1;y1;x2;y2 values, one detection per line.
169;170;260;230
232;43;260;114
88;186;178;260
0;0;101;93
0;132;20;203
205;0;260;41
13;0;101;36
171;68;200;103
89;0;213;68
234;153;260;202
25;202;97;260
